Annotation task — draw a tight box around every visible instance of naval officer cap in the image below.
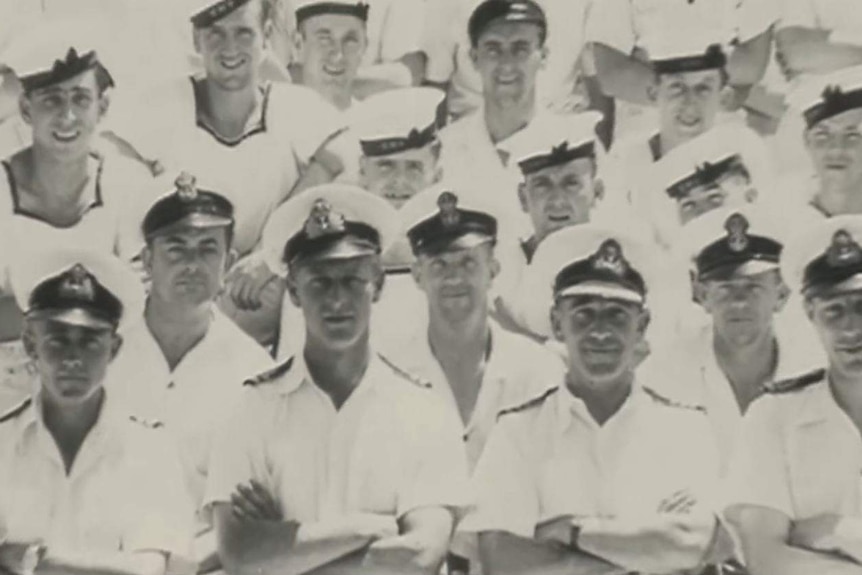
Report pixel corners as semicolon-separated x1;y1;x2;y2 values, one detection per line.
12;250;145;332
782;215;862;299
505;111;603;177
294;0;370;26
262;183;400;274
787;65;862;129
2;20;115;93
400;186;498;257
649;40;727;76
352;87;446;158
676;206;783;282
468;0;547;46
142;172;234;240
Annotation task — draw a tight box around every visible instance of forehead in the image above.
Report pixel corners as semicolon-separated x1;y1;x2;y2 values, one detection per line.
703;269;780;286
659;69;722;87
526;158;595;182
557;294;641;313
303;13;366;35
153;226;229;244
29;69;99;97
420;243;493;262
811;289;862;306
293;254;378;276
809;108;862;132
366;145;438;165
477;20;543;44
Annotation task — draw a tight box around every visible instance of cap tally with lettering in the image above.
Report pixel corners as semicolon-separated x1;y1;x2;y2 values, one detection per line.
294;0;370;25
787;65;862;128
352;87;446;157
506;111;602;177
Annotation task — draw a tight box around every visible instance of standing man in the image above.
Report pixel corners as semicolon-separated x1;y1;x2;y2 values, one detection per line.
206;184;470;575
725;215;862;574
107;173;274;571
464;225;723;575
0;250;194;575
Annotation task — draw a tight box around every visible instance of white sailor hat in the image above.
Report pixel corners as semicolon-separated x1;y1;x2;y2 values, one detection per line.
293;0;370;25
262;183;400;275
674;205;783;281
782;215;862;298
505;111;603;177
648;40;727;76
521;225;651;337
351;87;446;158
787;65;862;129
188;0;260;27
10;249;145;332
2;19;116;92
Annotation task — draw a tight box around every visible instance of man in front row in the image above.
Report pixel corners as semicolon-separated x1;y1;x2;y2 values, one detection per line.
206;184;470;575
464;225;723;575
0;251;193;575
726;215;862;574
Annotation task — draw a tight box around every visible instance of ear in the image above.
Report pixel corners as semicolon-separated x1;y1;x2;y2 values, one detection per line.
803;298;816;322
193;28;203;54
517;182;530;213
410;260;423;289
692;275;708;308
593;178;605;204
646;81;658;104
225;248;239;274
719;85;737;111
19;95;32;126
141;246;155;277
775;280;791;313
469;47;479;70
97;91;111;120
489;256;501;280
637;307;652;334
110;333;124;360
432;163;444;186
539;45;549;70
286;273;302;308
549;303;565;342
262;18;274;46
293;29;306;62
21;323;37;360
372;269;385;303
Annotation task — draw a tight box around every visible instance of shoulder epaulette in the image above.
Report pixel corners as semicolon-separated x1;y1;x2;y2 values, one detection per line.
642;386;706;413
0;397;31;424
129;415;164;429
243;356;294;387
497;386;559;420
377;353;432;389
766;368;826;395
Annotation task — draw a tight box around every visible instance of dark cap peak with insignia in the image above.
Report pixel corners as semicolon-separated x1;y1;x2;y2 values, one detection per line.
191;0;254;28
406;190;497;256
27;263;123;330
468;0;547;46
652;43;727;76
802;228;862;296
283;198;381;264
295;0;370;25
695;211;782;280
554;238;646;304
142;172;234;240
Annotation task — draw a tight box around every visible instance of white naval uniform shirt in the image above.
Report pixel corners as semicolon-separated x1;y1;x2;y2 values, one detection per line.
106;309;275;512
726;371;862;521
464;384;720;564
0;395;194;556
204;352;472;522
422;0;592;120
108;78;344;257
779;0;862;46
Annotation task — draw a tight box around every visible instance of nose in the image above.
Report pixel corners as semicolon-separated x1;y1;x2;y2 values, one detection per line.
328;42;346;65
61;351;84;370
545;187;570;210
58;101;77;125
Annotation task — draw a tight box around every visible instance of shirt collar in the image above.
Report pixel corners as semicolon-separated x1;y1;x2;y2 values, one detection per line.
555;380;643;435
793;372;839;427
277;350;385;400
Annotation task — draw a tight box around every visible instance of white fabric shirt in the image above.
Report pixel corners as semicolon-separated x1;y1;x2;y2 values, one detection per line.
0;394;194;555
464;383;720;547
726;371;862;520
422;0;592;119
204;351;471;522
779;0;862;45
106;309;275;511
109;78;344;256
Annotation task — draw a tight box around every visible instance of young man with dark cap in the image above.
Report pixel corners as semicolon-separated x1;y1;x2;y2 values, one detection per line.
107;173;274;572
0;250;194;575
389;186;563;574
463;224;723;575
725;215;862;574
205;184;470;575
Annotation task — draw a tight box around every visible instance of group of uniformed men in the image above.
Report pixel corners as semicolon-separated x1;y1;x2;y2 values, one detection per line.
3;0;862;574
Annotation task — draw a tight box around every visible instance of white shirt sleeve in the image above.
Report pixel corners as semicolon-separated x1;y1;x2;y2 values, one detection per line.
422;0;461;84
584;0;637;54
376;0;425;63
460;416;539;538
278;85;347;166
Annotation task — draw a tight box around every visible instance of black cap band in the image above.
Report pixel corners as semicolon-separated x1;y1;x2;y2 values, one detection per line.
296;2;370;25
518;141;595;176
19;48;113;93
191;0;253;28
804;86;862;129
360;123;437;157
666;154;741;200
652;44;727;75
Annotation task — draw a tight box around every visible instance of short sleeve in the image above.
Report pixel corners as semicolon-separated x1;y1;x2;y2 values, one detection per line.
724;397;794;520
778;0;818;30
584;0;637;54
460;417;539;538
124;429;196;557
421;0;461;83
397;397;473;518
377;0;425;63
275;85;347;165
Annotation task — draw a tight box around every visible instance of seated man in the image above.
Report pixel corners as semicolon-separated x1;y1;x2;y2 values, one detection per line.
207;184;470;575
725;215;862;574
0;250;193;575
464;224;723;575
107;173;275;571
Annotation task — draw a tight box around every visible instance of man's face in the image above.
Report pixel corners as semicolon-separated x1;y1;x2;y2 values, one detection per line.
359;145;441;208
470;21;546;108
807;290;862;378
194;1;268;91
654;69;724;143
297;14;366;94
143;227;232;308
551;295;648;385
676;184;728;225
519;158;599;239
805;109;862;193
288;255;381;349
24;319;121;405
21;69;106;158
412;244;498;324
698;270;787;348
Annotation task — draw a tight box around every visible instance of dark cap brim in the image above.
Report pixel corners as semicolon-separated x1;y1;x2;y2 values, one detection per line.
415;231;495;256
699;260;780;282
27;308;116;330
147;213;233;238
291;237;380;264
806;272;862;299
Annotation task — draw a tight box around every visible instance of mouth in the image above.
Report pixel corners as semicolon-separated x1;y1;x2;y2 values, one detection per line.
323;315;355;325
220;56;246;70
52;130;81;143
546;214;572;224
676;115;702;129
323;65;346;77
495;75;520;86
825;162;849;171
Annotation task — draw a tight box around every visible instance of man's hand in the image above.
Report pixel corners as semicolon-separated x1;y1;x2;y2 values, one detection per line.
230;480;283;522
0;542;41;575
534;515;576;547
789;514;862;562
363;534;425;574
348;514;399;541
225;259;279;311
657;490;698;515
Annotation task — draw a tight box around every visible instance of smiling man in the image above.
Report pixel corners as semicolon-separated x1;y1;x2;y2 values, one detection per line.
462;224;722;575
724;215;862;574
206;184;470;575
0;250;194;575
